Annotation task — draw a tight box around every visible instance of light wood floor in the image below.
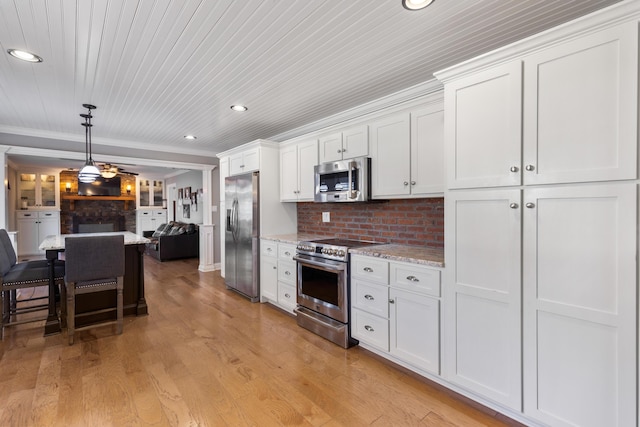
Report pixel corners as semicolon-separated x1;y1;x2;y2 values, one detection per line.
0;256;522;426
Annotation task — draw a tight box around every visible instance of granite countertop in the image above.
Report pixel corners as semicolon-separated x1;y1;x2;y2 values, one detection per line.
39;231;150;251
262;234;444;268
349;244;444;268
261;233;326;245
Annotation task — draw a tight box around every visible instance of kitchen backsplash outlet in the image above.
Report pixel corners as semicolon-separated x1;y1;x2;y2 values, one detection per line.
297;198;444;248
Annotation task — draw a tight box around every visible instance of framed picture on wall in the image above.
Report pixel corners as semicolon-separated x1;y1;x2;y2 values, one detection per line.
178;188;184;206
184;187;191;200
183;203;190;219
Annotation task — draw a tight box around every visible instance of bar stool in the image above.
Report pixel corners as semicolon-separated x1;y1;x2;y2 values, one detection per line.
64;235;125;345
0;229;65;339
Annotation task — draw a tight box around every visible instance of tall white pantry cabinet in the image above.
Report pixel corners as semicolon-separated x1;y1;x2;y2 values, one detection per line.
436;9;638;427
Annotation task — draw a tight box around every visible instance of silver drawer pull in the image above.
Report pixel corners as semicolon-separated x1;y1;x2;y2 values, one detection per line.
406;275;419;282
284;293;291;298
364;325;374;332
364;294;374;300
272;266;277;270
267;247;273;252
285;271;291;276
284;251;291;256
363;267;373;272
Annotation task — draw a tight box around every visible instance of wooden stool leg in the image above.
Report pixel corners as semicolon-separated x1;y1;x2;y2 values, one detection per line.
66;283;75;345
116;281;123;335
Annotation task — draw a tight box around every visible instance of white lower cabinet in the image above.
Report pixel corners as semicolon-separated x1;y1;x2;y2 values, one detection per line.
16;211;60;255
445;183;637;425
351;254;441;376
137;208;167;235
260;239;297;313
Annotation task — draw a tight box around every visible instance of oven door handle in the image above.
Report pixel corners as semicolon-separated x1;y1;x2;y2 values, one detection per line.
293;255;347;272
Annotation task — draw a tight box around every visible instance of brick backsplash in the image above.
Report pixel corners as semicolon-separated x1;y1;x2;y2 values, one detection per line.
297;198;444;248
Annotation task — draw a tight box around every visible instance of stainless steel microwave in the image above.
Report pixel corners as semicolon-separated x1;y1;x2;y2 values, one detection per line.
314;156;371;202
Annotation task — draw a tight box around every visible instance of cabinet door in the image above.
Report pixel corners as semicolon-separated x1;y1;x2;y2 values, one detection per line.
260;255;278;303
229;152;245;176
444;189;522;410
241;148;260;173
342;125;368;159
219;157;229;203
523;23;637;185
522;184;636;427
277;282;297;312
38;213;59;242
390;288;439;375
39;174;57;207
411;107;444;196
318;132;343;163
17;216;39;255
137;211;155;234
279;144;299;202
370;112;411;198
296;139;318;201
445;62;522;189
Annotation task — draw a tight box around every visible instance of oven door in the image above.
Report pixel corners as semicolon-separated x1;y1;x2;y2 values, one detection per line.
294;254;348;323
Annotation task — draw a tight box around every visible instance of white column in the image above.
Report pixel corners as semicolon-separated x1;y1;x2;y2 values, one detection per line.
0;148;8;229
198;168;216;272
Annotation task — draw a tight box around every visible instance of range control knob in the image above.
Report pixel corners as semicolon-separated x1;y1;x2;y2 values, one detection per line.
336;250;345;257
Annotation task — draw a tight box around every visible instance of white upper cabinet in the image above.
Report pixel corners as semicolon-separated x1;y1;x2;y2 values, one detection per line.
229;147;260;176
18;172;60;209
370;100;444;199
444;61;523;189
280;139;318;202
523;23;638;185
444;22;638;189
318;125;368;163
410;106;444;196
370;112;412;197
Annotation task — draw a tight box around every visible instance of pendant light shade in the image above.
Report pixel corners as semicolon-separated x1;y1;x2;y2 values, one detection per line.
78;104;100;183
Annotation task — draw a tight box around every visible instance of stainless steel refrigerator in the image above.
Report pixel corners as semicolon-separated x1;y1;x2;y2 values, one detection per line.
225;172;260;301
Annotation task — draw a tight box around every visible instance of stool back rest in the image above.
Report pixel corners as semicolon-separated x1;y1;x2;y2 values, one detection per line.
0;229;17;268
0;230;16;276
65;235;125;282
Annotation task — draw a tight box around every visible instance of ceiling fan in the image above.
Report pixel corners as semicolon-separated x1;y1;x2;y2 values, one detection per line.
97;163;139;178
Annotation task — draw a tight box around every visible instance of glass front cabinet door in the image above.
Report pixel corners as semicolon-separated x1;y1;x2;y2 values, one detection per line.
18;172;59;209
138;178;165;207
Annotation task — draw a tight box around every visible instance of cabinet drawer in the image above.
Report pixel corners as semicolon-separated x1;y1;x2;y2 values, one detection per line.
278;243;296;261
16;211;37;219
351;255;389;284
277;282;297;311
390;262;441;297
352;308;389;351
154;210;167;217
278;260;296;284
351;279;389;318
261;240;278;257
39;211;59;219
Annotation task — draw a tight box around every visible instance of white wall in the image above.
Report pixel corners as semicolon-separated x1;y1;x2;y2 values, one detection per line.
166;170;204;224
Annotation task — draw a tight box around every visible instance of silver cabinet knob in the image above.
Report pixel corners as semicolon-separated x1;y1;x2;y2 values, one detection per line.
284;251;291;256
272;266;277;270
342;148;346;153
406;275;419;282
364;325;374;332
337;149;342;153
389;299;395;304
510;166;519;172
525;164;535;171
411;181;416;185
510;203;519;209
403;181;409;186
525;202;535;208
284;271;291;276
267;247;272;252
363;267;373;272
364;294;374;300
284;293;291;298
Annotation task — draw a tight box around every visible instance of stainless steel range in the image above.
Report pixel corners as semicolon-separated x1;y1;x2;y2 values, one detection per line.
294;238;380;348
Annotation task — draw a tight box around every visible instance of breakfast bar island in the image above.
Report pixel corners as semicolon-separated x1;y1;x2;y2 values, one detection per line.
39;231;150;335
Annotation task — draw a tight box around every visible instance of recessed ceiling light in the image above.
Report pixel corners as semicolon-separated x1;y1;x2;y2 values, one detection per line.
402;0;434;11
230;105;248;112
7;48;43;63
184;135;197;140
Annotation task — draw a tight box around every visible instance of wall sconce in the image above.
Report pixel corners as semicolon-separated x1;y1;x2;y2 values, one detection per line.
126;184;131;195
65;182;71;193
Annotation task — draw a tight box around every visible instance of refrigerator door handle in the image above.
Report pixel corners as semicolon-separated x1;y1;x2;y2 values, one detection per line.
232;198;239;241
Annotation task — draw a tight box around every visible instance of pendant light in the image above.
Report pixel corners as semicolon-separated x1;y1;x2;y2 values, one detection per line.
78;104;101;183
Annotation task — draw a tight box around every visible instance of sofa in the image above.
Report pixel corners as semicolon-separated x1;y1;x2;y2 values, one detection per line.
144;222;199;261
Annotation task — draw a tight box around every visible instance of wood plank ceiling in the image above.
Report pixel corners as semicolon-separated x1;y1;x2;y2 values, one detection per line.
0;0;623;157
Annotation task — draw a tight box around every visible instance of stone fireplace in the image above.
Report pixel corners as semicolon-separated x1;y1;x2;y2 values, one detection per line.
60;170;137;234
